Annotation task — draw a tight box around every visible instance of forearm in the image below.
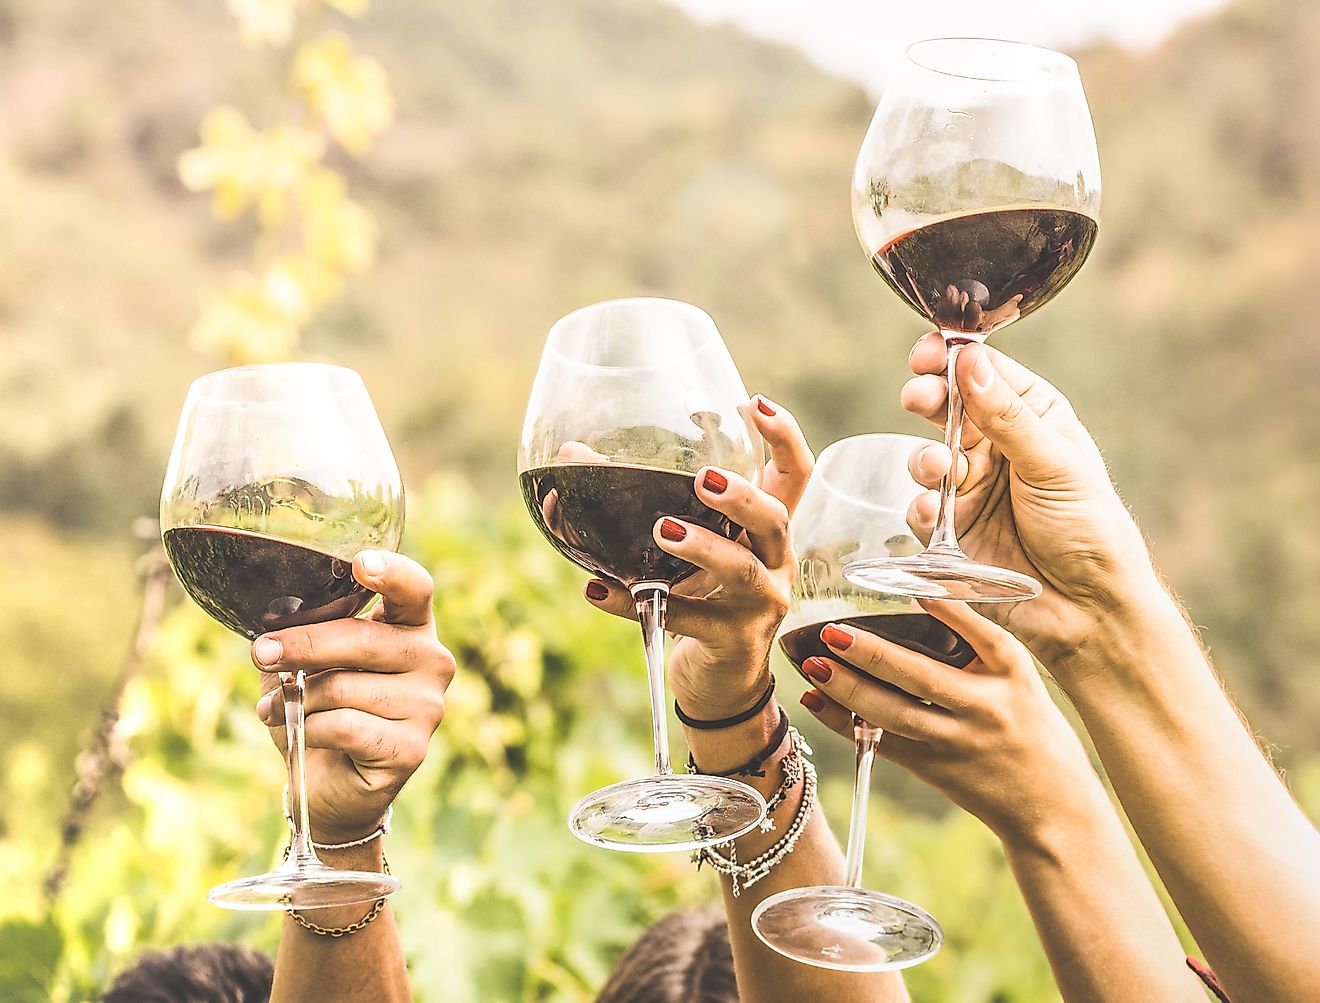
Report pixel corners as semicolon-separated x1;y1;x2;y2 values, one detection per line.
270;841;411;1003
1002;774;1203;1003
1055;587;1320;1001
685;704;908;1003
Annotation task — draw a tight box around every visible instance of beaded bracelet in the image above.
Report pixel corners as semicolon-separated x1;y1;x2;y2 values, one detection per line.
691;726;816;897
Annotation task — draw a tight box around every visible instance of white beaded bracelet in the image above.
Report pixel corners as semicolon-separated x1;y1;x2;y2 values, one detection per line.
282;786;393;850
692;727;817;897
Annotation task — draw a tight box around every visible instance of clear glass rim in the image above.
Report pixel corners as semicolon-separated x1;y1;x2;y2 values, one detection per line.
187;362;367;405
814;433;937;514
905;37;1078;84
544;296;725;371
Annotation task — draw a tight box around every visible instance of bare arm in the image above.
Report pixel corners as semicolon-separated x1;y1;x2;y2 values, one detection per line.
903;333;1320;1001
253;551;454;1003
800;601;1203;1003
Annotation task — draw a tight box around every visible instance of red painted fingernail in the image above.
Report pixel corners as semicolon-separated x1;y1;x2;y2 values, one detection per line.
659;518;687;542
702;469;728;494
756;397;777;417
800;690;826;712
585;580;609;601
820;624;854;651
803;657;833;684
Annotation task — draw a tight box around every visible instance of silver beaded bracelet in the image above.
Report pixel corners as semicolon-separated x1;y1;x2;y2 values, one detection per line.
282;786;393;850
692;726;817;897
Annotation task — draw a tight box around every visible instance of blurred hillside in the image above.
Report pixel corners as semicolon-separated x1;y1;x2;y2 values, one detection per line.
2;0;1319;904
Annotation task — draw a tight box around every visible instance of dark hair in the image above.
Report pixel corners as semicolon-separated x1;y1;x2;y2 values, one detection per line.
101;943;273;1003
596;908;739;1003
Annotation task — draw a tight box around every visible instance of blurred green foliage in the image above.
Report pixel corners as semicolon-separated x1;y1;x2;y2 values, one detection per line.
3;0;1320;999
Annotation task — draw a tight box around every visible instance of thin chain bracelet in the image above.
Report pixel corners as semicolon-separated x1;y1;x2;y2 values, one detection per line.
283;786;392;849
285;854;392;938
692;727;817;897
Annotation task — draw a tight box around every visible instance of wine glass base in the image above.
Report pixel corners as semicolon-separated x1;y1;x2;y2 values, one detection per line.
568;775;767;853
207;865;401;911
752;885;943;972
843;553;1041;603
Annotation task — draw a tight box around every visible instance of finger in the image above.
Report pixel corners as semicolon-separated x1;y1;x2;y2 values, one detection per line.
818;622;967;710
258;670;446;726
907;491;939;544
653;518;776;603
300;708;433;770
798;689;854;738
954;345;1074;482
748;395;814;516
694;467;791;570
916;599;1023;676
800;656;955;741
907;441;968;492
583;577;762;643
899;373;949;423
356;551;434;628
251;617;453;679
557;440;611;462
908;331;1045;399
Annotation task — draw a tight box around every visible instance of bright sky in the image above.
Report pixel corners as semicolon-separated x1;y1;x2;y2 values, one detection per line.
659;0;1233;93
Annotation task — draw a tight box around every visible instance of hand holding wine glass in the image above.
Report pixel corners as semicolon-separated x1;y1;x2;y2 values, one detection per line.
900;334;1167;675
580;395;814;723
250;550;454;846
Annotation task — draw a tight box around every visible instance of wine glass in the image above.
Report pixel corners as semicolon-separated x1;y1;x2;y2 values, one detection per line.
847;37;1101;602
519;297;769;852
753;433;971;971
160;363;405;909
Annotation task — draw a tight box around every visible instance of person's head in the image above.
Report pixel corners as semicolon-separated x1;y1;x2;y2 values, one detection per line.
596;908;738;1003
101;943;273;1003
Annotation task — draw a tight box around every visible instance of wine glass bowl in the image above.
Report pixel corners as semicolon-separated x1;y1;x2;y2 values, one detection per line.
846;37;1101;603
160;362;404;909
753;433;951;971
519;298;768;852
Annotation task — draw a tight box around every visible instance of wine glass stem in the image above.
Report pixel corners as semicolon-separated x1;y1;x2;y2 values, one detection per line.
634;585;673;778
843;717;881;889
281;669;320;868
928;336;972;557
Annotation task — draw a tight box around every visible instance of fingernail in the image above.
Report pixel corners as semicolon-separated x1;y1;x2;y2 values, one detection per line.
969;348;995;392
659;518;687;542
252;636;282;667
359;551;386;577
820;624;854;651
756;397;777;417
702;469;728;494
800;690;826;713
256;692;275;724
803;657;833;684
585;580;609;601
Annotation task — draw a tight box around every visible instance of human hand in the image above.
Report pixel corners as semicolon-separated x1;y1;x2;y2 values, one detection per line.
902;332;1166;673
251;551;454;844
798;600;1096;846
584;397;814;721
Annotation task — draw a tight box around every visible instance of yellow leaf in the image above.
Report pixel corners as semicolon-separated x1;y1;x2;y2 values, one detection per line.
227;0;302;47
295;33;394;154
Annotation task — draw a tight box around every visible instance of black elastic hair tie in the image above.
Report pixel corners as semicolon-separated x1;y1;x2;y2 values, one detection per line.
675;675;776;731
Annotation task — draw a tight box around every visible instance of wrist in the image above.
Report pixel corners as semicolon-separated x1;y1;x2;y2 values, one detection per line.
671;659;773;722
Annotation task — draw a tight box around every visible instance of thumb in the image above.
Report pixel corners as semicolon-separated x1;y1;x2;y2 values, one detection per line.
956;344;1071;481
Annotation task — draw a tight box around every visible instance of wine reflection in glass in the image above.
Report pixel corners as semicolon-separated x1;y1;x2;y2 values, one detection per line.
519;298;769;852
754;434;971;971
847;37;1102;602
160;363;405;909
